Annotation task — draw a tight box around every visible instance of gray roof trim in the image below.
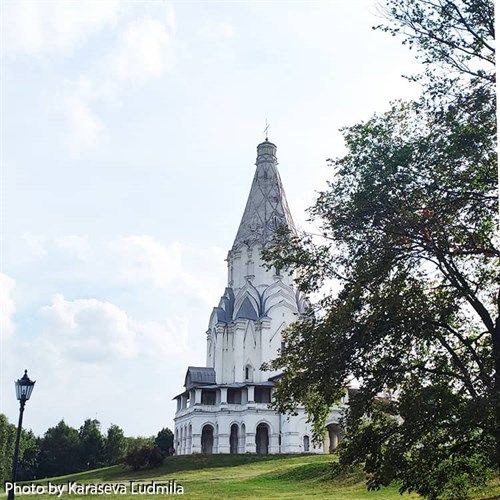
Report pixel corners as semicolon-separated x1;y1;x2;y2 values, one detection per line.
184;366;216;389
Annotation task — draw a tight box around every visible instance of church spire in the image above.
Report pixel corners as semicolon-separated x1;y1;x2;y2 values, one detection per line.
232;140;296;250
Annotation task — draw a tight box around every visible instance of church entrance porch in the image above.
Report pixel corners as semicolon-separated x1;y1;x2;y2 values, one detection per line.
255;423;269;454
325;423;342;452
201;424;214;454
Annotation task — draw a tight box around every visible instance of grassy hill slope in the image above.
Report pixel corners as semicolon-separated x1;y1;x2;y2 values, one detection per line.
13;454;500;499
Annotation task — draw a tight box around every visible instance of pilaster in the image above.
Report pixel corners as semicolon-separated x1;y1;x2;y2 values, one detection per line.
217;432;230;454
246;432;256;453
220;387;228;405
247;385;255;403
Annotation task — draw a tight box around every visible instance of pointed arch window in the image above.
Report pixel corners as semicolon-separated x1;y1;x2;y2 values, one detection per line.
245;364;253;382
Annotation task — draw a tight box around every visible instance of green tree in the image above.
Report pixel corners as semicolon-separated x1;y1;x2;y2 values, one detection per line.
104;424;128;465
38;420;80;478
264;1;496;498
124;444;164;471
78;419;104;470
17;430;40;480
154;428;174;456
0;415;39;483
125;436;154;451
0;414;16;486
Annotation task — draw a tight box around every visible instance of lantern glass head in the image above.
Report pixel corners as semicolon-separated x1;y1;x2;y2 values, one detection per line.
15;370;35;401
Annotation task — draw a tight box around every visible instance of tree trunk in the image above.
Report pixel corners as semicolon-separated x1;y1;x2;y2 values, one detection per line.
493;316;500;469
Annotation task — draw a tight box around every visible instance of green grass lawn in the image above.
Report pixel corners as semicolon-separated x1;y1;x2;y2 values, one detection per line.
7;454;500;499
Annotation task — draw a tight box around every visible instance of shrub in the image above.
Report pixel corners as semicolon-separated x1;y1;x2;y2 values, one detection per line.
125;444;164;471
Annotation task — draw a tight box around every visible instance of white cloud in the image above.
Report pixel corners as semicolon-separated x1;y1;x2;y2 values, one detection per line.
198;21;235;40
37;293;190;365
22;233;48;259
59;5;176;152
41;294;138;363
55;235;91;260
8;233;225;307
108;16;175;83
110;235;183;288
1;292;192;436
63;77;105;154
0;232;220;434
2;0;118;56
0;274;16;340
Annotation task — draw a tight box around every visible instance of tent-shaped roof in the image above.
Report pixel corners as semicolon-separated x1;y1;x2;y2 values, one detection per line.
232;140;296;250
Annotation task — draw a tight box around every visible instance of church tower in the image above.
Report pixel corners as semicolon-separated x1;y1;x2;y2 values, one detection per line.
173;139;341;455
207;139;306;386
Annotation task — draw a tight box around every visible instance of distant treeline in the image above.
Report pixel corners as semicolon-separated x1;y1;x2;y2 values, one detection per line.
0;414;173;484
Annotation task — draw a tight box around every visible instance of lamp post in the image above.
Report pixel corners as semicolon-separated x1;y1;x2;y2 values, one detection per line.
8;370;35;500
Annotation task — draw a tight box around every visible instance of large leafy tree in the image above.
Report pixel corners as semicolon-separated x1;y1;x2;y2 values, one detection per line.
78;419;105;469
0;415;40;483
154;427;174;455
0;414;16;486
264;1;496;498
38;420;80;478
104;424;128;465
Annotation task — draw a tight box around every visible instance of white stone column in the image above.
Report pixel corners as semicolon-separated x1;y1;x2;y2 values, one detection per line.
206;329;212;366
215;325;225;384
218;431;230;453
191;433;201;454
269;432;280;454
258;318;272;380
282;432;301;453
239;430;246;453
220;387;228;405
188;427;192;454
195;388;202;405
247;385;255;403
234;319;247;382
246;432;256;453
232;249;243;289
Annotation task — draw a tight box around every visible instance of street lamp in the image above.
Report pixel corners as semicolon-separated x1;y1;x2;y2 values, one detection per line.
8;370;36;500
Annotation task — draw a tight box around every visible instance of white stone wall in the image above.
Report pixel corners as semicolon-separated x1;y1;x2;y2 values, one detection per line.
174;404;326;455
208;245;299;385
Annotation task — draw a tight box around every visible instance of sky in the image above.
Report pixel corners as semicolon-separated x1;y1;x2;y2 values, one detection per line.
0;0;423;438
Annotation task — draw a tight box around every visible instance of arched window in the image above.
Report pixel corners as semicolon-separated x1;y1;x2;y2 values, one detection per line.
303;435;310;452
230;424;239;454
201;424;214;454
245;364;253;381
255;423;269;454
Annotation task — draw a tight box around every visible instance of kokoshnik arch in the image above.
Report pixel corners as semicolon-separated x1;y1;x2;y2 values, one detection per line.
173;139;344;454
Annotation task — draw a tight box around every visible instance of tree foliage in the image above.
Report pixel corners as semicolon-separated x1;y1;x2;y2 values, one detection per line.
155;427;174;455
0;413;171;481
0;414;16;486
125;444;164;471
263;1;496;498
78;419;105;470
104;424;128;465
38;420;81;478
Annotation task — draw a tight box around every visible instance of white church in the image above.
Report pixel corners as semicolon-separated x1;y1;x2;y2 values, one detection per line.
173;139;343;454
